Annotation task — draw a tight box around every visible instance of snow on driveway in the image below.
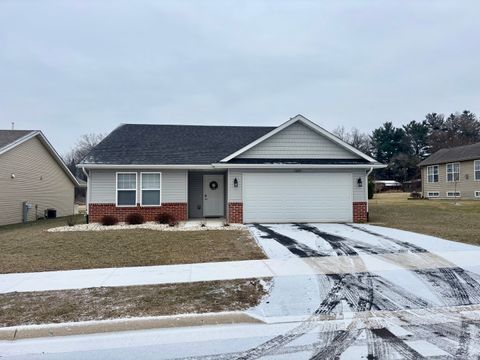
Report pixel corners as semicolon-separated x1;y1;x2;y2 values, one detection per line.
3;223;480;359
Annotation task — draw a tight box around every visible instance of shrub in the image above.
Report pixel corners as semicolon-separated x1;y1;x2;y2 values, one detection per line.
155;212;176;225
368;179;375;199
125;212;145;225
66;215;77;227
101;215;118;226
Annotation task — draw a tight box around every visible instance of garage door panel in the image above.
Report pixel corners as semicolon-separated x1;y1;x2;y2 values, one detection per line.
243;173;353;223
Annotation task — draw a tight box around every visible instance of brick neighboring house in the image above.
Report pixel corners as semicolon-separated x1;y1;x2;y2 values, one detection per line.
79;115;385;224
418;142;480;200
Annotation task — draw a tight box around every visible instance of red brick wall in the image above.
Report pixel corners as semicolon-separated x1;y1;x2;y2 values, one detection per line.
89;203;188;223
353;202;367;223
228;202;243;224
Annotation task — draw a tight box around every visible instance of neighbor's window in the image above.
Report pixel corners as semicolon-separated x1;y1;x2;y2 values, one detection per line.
427;165;439;183
141;172;161;206
475;160;480;181
427;192;439;198
446;191;461;198
446;163;460;182
475;191;480;198
117;173;137;206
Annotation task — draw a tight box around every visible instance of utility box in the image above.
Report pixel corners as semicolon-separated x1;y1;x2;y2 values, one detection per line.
22;202;32;223
45;208;57;219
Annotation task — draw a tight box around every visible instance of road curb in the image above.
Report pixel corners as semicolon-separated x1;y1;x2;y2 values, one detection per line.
0;311;264;341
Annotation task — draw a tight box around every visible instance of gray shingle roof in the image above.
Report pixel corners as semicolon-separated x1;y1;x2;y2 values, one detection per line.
0;130;34;150
418;142;480;166
81;124;276;165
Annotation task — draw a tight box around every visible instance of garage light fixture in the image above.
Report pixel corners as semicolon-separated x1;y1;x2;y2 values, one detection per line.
357;177;363;187
233;178;239;188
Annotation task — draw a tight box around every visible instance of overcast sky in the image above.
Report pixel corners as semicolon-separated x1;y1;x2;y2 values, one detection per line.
1;1;479;154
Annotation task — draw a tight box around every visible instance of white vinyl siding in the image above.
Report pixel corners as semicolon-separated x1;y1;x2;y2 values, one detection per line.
446;163;460;182
238;122;359;159
243;172;353;223
427;165;439;183
475;160;480;181
90;169;187;204
116;173;137;206
140;172;161;206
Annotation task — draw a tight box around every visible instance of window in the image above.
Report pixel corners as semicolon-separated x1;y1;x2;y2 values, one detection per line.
117;173;137;206
475;160;480;181
475;191;480;198
427;165;439;183
446;163;460;182
446;191;461;198
141;172;161;206
427;192;439;198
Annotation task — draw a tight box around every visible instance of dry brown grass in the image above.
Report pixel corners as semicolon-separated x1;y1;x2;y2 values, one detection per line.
0;279;268;327
0;217;265;274
369;192;480;245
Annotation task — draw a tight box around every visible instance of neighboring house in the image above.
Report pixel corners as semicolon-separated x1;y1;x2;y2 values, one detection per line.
79;115;384;224
418;142;480;200
0;130;82;225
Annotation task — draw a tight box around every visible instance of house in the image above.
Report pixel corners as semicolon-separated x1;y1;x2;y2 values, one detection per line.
418;142;480;200
0;130;82;225
79;115;384;224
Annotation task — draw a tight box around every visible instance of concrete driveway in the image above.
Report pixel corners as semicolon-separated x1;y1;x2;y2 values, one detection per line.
3;223;480;359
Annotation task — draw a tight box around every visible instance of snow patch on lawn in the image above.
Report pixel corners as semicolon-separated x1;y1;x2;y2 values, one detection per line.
47;222;246;232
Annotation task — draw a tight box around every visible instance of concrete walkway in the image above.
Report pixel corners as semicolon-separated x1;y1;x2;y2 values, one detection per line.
1;249;480;294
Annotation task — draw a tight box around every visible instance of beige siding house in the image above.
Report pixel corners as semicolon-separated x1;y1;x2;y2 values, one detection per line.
0;130;81;225
419;142;480;200
80;115;385;224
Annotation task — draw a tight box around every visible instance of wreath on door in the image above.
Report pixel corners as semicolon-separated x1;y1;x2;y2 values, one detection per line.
209;181;219;190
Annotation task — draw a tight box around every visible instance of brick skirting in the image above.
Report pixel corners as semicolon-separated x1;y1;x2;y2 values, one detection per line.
353;201;368;223
228;202;243;224
88;203;188;223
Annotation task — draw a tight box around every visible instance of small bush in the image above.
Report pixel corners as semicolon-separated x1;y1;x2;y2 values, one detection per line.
155;213;176;224
168;220;178;227
101;215;118;226
66;215;77;227
409;191;422;199
368;179;375;199
125;212;145;225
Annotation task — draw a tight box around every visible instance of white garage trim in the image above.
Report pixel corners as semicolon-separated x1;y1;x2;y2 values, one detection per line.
243;172;353;223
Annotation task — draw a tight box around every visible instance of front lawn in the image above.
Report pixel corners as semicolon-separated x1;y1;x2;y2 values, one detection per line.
0;217;265;274
0;279;268;327
369;192;480;245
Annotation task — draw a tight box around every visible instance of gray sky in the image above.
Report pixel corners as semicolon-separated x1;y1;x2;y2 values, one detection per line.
1;0;479;154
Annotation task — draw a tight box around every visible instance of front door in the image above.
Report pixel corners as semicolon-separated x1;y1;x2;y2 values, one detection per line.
203;174;224;217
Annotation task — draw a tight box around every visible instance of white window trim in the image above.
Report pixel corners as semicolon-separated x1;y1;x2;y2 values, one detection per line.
475;160;480;181
475;191;480;198
427;191;440;198
446;191;461;198
116;172;138;207
427;165;439;183
140;172;162;207
446;162;460;183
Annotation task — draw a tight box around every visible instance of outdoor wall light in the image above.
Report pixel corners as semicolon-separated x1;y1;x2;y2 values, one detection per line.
233;178;239;188
11;173;15;179
357;177;363;187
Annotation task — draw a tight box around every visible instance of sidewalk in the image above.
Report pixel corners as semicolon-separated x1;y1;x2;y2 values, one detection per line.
1;249;479;294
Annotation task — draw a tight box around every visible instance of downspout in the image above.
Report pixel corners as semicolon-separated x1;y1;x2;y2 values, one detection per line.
82;167;89;223
366;167;373;221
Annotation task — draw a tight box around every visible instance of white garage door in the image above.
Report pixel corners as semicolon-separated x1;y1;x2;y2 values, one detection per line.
243;172;353;223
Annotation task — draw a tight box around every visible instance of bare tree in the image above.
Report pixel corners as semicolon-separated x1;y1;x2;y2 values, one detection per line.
64;133;106;180
333;126;371;155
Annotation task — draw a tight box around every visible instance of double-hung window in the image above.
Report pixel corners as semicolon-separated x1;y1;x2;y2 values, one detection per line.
117;173;137;206
141;172;161;206
475;160;480;181
446;163;460;182
427;165;439;183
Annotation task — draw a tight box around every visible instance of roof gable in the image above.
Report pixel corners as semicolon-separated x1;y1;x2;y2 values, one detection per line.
0;130;35;153
221;115;378;163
